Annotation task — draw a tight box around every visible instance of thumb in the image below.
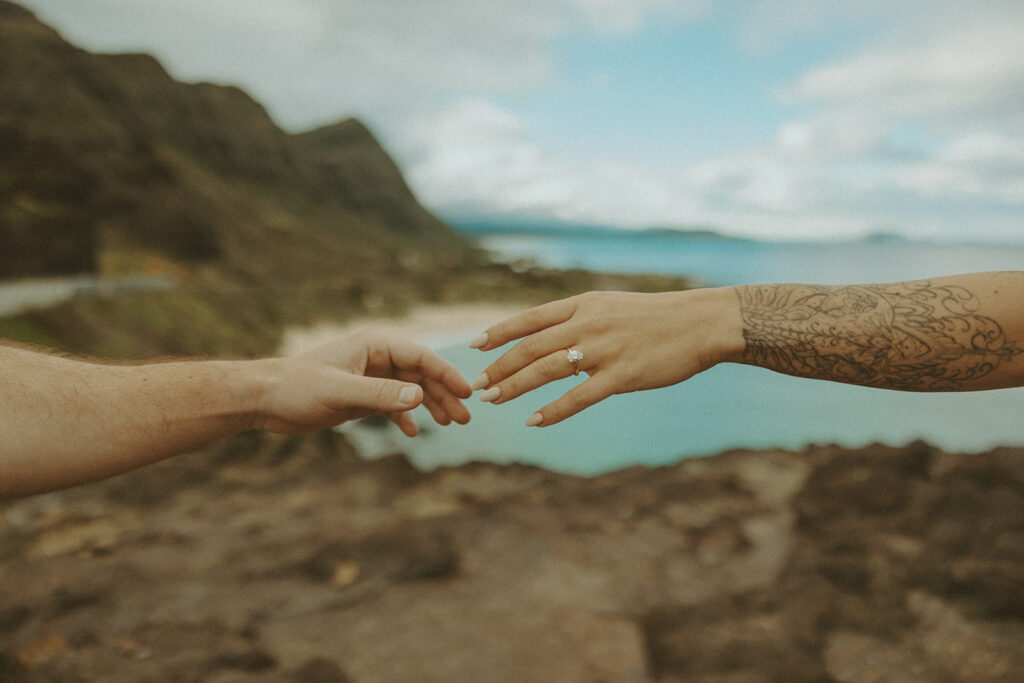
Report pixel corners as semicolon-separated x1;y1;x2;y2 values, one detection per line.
332;373;423;413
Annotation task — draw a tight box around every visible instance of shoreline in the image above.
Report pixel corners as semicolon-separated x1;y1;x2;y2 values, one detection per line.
278;303;524;356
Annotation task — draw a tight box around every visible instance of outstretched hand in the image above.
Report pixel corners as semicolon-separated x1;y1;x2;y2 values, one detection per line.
469;289;742;426
258;332;472;436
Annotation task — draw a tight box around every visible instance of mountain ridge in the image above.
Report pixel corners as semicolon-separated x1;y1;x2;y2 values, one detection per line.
0;1;694;359
0;0;469;280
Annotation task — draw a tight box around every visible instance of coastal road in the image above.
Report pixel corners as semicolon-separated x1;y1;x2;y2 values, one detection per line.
0;275;175;316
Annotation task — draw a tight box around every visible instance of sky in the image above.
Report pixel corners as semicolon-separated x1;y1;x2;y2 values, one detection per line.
17;0;1024;242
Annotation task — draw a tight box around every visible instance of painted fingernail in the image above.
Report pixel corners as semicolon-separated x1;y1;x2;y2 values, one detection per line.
471;373;490;391
479;386;501;403
526;413;544;427
469;333;488;349
399;386;417;405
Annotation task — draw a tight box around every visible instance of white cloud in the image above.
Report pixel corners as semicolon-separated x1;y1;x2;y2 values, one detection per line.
695;0;1024;240
944;131;1024;167
21;0;707;131
18;0;1024;242
22;0;567;129
731;0;894;52
732;0;1012;57
396;0;1024;240
688;152;807;213
401;99;891;241
401;100;562;216
789;7;1024;127
401;100;701;227
567;0;709;35
893;131;1024;204
775;115;891;160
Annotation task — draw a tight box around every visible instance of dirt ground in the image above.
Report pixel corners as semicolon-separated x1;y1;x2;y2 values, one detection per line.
3;432;1024;682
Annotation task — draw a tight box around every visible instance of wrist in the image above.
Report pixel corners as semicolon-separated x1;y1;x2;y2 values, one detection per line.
692;286;746;368
217;358;281;432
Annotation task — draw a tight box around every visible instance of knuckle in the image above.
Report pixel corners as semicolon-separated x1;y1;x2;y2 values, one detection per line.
605;364;635;388
348;329;377;345
568;391;590;409
576;291;605;309
517;334;545;359
539;354;567;379
487;356;512;382
373;382;392;403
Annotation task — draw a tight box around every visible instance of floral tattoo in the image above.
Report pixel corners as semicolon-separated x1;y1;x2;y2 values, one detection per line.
737;281;1022;390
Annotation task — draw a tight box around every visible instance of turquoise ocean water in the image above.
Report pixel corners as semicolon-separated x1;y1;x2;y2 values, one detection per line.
347;231;1024;475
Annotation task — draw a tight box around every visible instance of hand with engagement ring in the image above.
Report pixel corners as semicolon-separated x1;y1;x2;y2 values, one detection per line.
468;288;744;427
471;272;1024;428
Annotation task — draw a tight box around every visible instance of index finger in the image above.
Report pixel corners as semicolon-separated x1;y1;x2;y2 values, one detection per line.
471;297;578;351
375;337;472;398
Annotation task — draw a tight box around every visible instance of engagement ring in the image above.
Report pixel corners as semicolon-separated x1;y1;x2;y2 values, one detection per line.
566;347;583;375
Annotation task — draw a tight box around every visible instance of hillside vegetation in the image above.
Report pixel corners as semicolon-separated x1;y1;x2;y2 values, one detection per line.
0;1;690;358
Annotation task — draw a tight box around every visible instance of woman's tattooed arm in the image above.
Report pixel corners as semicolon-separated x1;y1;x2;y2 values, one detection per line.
736;277;1024;391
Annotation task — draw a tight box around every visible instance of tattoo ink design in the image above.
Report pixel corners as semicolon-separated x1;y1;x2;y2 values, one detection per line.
737;281;1022;390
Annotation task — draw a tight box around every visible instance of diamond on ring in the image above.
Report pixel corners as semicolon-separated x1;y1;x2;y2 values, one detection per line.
566;347;583;375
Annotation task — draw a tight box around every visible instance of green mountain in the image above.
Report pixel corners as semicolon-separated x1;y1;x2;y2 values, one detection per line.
0;2;694;358
0;0;470;282
0;1;489;356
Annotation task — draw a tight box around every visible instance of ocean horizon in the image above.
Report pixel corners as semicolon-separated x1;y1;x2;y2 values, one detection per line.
345;227;1024;475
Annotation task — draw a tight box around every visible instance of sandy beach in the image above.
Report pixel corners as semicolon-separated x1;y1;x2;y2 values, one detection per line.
278;303;524;356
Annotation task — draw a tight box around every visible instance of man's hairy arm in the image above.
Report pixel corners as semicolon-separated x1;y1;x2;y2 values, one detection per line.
0;334;472;498
734;272;1024;391
0;346;265;497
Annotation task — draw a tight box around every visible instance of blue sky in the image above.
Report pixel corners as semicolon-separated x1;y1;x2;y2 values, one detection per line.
507;26;798;165
18;0;1024;242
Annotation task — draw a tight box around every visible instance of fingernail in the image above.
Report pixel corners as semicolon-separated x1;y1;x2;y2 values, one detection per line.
469;333;488;349
471;373;490;391
526;413;544;427
479;386;501;403
399;386;417;405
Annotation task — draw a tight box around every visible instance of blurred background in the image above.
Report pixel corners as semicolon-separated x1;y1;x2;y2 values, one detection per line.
3;2;1024;681
5;0;1024;472
16;0;1024;242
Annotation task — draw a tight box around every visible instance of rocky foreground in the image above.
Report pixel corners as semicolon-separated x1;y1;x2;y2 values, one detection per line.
2;433;1023;682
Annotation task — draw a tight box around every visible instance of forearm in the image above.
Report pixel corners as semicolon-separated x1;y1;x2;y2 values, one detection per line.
719;272;1024;391
0;346;268;497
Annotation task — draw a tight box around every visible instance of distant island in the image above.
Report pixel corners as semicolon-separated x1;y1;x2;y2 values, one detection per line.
452;218;930;245
453;217;755;242
453;219;1019;247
